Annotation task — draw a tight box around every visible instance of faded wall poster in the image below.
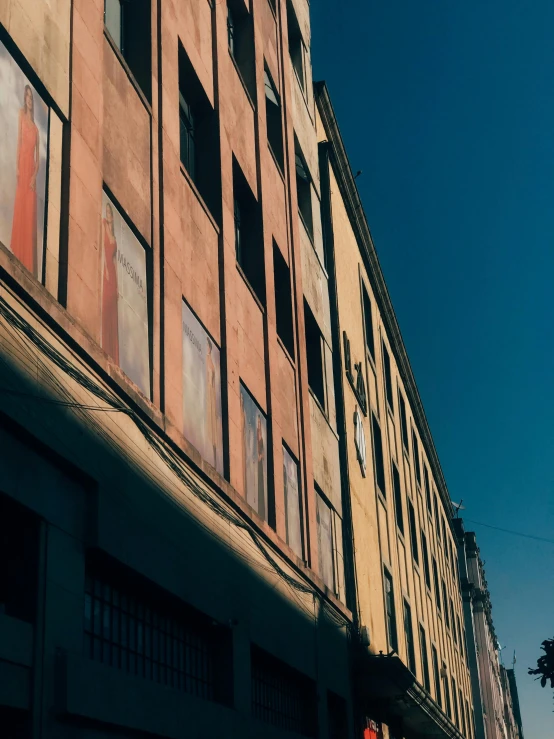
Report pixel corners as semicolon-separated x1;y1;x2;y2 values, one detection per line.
240;385;268;521
283;446;302;559
182;302;223;474
101;192;150;398
0;40;49;281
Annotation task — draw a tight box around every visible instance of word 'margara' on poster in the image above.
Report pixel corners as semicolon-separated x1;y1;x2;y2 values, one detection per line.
101;192;150;398
240;385;268;522
182;302;224;475
0;40;48;281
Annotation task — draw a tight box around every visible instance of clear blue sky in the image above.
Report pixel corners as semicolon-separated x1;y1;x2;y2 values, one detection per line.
310;2;554;735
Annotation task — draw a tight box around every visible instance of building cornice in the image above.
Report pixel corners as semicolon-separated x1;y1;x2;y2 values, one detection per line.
314;81;455;525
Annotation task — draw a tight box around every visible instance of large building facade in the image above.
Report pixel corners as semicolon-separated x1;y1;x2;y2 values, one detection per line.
0;0;353;737
0;2;523;739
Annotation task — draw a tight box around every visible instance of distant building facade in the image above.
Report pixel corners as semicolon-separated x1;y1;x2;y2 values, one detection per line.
454;521;524;739
315;83;475;739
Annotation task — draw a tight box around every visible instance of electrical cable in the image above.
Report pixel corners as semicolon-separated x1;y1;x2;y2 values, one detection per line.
462;518;554;545
0;294;353;621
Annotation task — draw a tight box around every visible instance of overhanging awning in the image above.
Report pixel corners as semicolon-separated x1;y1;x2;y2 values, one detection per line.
355;652;465;739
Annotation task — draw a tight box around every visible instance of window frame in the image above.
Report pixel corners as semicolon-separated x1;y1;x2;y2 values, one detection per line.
383;568;398;653
403;599;416;674
371;413;386;498
382;342;394;411
392;461;404;535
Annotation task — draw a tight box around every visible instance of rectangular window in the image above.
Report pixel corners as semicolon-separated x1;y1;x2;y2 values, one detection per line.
408;499;419;565
421;531;431;590
234;159;265;302
382;343;394;410
295;137;314;241
450;599;456;644
412;430;421;485
101;192;151;399
371;414;386;497
283;446;303;559
384;570;398;652
423;464;432;514
392;462;404;535
227;0;255;99
182;302;224;474
0;39;51;282
105;0;152;100
403;600;416;674
251;645;317;736
442;581;450;629
274;242;295;358
433;492;439;528
443;664;452;718
362;284;375;360
0;494;39;623
240;384;269;522
316;490;334;592
432;558;441;614
419;626;431;692
287;0;305;90
451;678;459;727
84;555;232;703
304;299;325;409
179;44;221;220
441;515;447;551
264;65;284;170
460;690;467;736
432;645;442;708
398;390;409;452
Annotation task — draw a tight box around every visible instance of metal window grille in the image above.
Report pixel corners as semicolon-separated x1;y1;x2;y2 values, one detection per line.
84;568;220;701
251;645;316;736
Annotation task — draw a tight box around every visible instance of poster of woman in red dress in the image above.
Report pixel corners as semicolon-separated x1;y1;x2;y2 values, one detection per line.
101;202;119;364
10;84;40;275
0;41;48;281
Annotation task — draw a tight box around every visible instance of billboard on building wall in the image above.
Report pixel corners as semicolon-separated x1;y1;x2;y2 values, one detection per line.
283;446;302;559
240;385;268;521
182;301;224;475
101;191;150;398
0;39;49;281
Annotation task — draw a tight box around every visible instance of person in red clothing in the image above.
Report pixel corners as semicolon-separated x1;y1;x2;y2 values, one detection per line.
10;84;40;277
101;202;120;364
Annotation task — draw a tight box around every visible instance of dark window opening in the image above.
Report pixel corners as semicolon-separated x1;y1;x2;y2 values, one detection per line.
104;0;152;101
327;690;348;739
421;531;431;590
432;558;441;613
419;626;431;692
316;488;340;594
443;666;452;718
362;284;375;360
274;242;294;357
371;414;386;497
452;678;460;727
403;600;416;674
392;462;404;535
398;391;409;452
433;492;439;527
227;0;256;100
408;499;419;564
233;159;265;303
384;570;398;652
450;600;456;643
286;0;304;90
84;553;233;704
412;430;421;485
0;493;39;623
251;645;317;736
442;581;450;629
295;137;313;241
423;464;431;514
382;343;394;410
460;690;466;735
264;65;284;170
179;43;221;221
304;299;325;408
432;646;442;708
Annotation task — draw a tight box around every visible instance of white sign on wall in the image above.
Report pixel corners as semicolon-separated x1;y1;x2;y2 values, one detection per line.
354;406;367;477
